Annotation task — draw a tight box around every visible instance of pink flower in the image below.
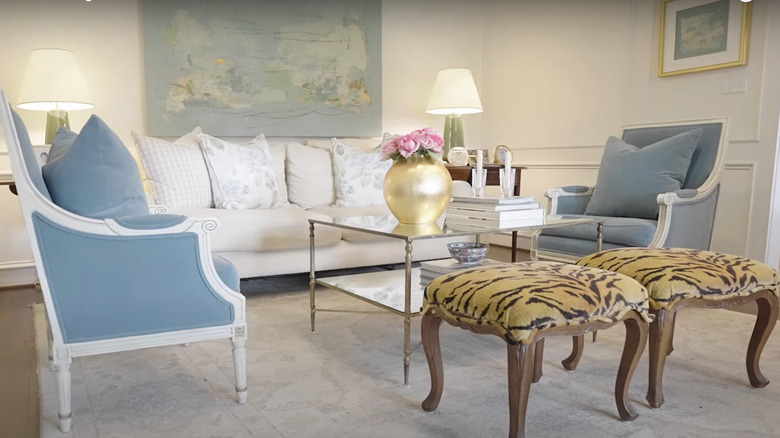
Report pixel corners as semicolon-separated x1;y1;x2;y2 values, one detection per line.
379;127;444;161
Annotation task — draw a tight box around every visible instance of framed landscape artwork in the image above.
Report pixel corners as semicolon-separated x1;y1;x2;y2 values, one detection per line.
141;0;382;137
658;0;751;77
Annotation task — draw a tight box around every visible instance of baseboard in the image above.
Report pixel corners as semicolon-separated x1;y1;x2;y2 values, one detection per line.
0;261;36;288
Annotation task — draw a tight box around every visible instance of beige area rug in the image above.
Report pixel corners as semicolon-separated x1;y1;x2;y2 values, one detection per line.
37;274;780;438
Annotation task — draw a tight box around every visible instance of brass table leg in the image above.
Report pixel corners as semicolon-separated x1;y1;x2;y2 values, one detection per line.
403;238;413;386
309;222;316;334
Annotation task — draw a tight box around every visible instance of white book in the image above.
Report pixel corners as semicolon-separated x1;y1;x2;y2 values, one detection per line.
448;201;541;212
446;206;545;221
444;215;546;231
420;258;508;276
451;195;536;205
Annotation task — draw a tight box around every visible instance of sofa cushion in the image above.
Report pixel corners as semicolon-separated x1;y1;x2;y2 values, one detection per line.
286;142;335;208
197;132;281;209
43;115;149;219
331;138;391;207
585;129;701;219
132;127;213;208
267;141;291;207
169;207;342;252
309;205;394;242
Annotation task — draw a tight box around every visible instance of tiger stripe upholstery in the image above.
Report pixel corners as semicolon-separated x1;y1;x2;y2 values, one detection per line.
424;261;652;344
421;261;651;438
576;247;780;409
576;247;780;309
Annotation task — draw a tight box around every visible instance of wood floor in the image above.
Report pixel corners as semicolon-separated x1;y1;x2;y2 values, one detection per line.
0;285;41;438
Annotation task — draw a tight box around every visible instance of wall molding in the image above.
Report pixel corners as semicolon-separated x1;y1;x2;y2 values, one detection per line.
0;260;36;288
505;135;760;152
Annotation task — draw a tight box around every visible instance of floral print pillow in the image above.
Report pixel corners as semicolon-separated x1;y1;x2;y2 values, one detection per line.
197;133;281;209
331;138;392;207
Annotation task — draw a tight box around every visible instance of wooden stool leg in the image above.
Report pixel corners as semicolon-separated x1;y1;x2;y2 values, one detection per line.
666;312;677;356
421;310;445;412
647;308;674;408
747;291;779;388
532;338;544;383
507;341;535;438
615;311;647;421
562;335;585;371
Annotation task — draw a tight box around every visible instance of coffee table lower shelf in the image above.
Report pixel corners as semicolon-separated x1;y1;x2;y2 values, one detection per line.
311;267;428;386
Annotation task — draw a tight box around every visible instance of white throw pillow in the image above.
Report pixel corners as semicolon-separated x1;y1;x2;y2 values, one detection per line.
197;132;281;209
285;142;334;209
331;138;392;207
131;127;213;208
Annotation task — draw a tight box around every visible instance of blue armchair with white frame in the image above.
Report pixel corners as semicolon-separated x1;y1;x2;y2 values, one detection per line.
0;91;247;433
531;117;730;262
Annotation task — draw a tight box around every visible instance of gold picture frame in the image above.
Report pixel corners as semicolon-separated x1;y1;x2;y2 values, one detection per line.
658;0;751;77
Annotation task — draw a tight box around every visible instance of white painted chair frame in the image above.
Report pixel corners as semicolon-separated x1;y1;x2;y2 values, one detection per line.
0;91;248;433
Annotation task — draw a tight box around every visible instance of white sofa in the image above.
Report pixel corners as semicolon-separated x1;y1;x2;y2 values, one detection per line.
133;132;461;279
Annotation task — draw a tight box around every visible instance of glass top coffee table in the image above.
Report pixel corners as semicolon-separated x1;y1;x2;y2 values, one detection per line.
308;214;603;385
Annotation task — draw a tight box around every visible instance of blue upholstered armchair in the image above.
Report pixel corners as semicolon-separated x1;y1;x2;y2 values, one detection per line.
531;117;730;262
0;91;247;432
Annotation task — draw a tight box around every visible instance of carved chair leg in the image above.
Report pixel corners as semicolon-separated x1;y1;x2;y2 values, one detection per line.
562;335;585;371
421;310;445;412
232;337;248;404
54;361;73;432
746;291;779;388
615;311;647;421
532;338;545;383
647;308;674;408
507;341;535;438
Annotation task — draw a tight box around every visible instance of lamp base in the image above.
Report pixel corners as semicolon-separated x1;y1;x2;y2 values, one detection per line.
442;114;464;162
45;110;70;145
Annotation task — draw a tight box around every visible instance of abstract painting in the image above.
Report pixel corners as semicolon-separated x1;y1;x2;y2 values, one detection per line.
659;0;750;77
141;0;382;136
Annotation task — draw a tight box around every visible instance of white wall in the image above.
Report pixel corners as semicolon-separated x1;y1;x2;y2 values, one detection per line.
1;0;777;286
481;0;780;263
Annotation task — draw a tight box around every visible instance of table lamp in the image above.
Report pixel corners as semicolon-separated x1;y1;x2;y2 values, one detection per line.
425;68;483;161
17;48;93;144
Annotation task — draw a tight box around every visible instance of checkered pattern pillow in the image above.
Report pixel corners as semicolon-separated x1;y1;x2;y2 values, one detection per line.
131;128;213;208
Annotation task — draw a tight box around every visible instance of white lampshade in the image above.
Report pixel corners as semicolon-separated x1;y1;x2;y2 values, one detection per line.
17;48;93;111
425;68;483;115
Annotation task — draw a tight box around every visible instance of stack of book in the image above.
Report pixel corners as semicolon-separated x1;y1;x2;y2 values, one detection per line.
420;258;508;285
445;196;545;229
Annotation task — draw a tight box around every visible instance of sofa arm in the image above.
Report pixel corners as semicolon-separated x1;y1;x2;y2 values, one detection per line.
546;185;594;215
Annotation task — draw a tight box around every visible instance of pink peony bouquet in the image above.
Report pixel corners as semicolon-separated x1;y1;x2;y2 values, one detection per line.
380;127;444;161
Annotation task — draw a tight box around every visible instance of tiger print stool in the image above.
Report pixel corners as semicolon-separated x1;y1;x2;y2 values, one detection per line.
576;247;780;409
421;261;652;438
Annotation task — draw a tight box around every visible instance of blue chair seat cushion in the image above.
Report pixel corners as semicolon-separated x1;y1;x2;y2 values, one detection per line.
212;254;240;292
542;214;657;247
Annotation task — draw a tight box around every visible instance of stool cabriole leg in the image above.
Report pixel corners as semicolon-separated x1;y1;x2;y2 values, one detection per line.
615;310;647;421
507;340;535;438
747;291;779;388
532;338;544;383
562;334;585;371
647;308;674;408
421;310;444;412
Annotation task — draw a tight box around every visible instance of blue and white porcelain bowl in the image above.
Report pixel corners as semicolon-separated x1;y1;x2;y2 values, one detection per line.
447;242;488;265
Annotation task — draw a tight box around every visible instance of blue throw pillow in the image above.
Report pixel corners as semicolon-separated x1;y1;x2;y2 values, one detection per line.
47;126;79;162
42;115;149;219
584;128;702;220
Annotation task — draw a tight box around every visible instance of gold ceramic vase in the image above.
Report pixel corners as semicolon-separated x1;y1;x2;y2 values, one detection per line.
383;154;452;224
